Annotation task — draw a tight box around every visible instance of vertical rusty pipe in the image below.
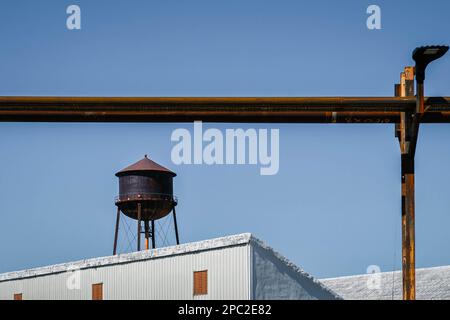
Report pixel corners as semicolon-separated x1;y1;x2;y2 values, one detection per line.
397;77;408;300
113;207;121;255
144;220;150;250
151;220;156;249
399;112;408;300
173;206;180;245
400;76;423;300
402;154;416;300
397;67;417;300
137;203;142;251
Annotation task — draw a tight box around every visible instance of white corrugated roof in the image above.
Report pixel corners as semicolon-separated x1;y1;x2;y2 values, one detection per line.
0;233;252;282
320;265;450;300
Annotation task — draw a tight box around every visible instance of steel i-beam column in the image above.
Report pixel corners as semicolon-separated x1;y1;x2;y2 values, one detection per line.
396;67;416;300
402;152;415;300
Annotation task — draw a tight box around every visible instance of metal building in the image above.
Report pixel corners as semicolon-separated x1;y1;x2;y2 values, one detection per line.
0;233;339;300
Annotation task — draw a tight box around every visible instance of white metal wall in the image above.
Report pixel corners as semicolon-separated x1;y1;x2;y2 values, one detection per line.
0;244;251;300
250;240;339;300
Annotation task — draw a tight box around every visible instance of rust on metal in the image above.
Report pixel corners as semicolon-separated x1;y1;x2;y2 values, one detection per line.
114;156;179;253
0;96;449;123
403;167;416;300
115;156;176;221
397;66;417;300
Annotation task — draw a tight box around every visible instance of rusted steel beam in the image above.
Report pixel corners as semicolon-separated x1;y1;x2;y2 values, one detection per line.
397;67;417;300
0;96;449;123
402;155;416;300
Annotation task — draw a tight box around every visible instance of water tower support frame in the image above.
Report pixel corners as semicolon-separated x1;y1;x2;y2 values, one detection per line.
137;203;142;251
173;206;180;245
112;202;179;254
151;220;156;248
113;207;121;255
143;221;148;250
144;220;156;250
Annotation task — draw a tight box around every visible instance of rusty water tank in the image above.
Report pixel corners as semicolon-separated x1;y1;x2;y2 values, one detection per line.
115;155;177;221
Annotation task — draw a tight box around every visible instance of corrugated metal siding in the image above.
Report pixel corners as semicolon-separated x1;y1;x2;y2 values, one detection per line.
0;244;251;300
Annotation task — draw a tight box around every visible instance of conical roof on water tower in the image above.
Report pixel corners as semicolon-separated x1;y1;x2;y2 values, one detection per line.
115;155;176;177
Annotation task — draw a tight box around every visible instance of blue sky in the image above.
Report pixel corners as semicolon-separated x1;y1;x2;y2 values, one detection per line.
0;0;449;278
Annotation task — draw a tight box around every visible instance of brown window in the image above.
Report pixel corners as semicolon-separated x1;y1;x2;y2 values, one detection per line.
13;293;22;300
92;283;103;300
193;270;208;296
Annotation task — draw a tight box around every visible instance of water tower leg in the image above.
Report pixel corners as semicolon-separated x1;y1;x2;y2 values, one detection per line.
173;206;180;245
151;220;156;249
144;220;150;250
137;203;142;251
113;207;121;255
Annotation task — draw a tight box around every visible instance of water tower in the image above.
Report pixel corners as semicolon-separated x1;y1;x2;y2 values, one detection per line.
113;155;179;254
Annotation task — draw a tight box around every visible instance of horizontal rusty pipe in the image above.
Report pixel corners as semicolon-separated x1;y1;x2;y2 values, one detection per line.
0;96;449;123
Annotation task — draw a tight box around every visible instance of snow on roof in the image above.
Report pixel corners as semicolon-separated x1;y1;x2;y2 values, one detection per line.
320;265;450;300
0;233;252;282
